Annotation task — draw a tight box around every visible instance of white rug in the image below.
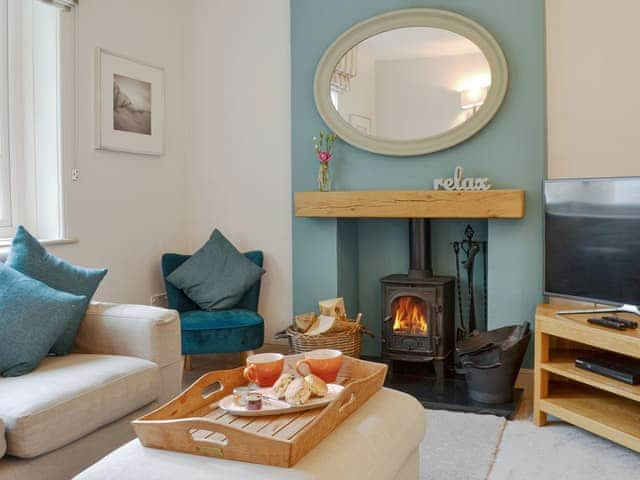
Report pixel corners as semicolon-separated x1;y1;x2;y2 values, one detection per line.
421;412;640;480
420;410;506;480
489;420;640;480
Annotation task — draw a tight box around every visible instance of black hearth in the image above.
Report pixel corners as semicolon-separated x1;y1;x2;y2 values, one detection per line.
381;219;455;380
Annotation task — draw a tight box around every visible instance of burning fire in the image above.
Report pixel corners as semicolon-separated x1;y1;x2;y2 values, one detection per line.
392;296;428;336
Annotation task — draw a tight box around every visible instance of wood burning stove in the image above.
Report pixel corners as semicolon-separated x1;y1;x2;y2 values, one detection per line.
381;219;455;379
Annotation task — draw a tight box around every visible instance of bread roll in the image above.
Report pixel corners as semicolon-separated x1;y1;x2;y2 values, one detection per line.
285;377;311;405
305;374;328;397
272;373;294;399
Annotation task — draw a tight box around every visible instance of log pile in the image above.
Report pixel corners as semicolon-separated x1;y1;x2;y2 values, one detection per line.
291;298;372;338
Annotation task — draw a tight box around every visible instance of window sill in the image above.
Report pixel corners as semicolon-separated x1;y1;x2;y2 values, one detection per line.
0;237;78;261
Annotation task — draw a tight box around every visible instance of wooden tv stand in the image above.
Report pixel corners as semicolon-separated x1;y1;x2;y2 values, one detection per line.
534;304;640;452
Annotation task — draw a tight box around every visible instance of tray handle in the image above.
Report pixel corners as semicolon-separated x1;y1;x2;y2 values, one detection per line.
192;377;225;400
134;416;290;462
188;369;244;398
141;368;245;420
337;392;357;422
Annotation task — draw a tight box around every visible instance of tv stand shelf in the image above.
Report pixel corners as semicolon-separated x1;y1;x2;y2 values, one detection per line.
534;304;640;452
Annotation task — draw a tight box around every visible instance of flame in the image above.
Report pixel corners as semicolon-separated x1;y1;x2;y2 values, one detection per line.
392;297;428;336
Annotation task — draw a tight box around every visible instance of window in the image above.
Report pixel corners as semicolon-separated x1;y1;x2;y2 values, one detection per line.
330;89;340;111
0;0;76;241
0;1;10;230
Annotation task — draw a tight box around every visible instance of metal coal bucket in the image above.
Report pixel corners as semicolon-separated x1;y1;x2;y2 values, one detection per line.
457;324;531;404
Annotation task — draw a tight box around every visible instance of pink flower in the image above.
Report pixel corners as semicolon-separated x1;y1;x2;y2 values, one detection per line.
318;151;332;163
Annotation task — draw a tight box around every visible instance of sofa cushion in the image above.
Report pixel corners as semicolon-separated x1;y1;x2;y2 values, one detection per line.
0;354;160;458
180;309;264;354
166;229;264;311
0;420;5;459
6;225;107;355
6;225;108;355
0;264;88;377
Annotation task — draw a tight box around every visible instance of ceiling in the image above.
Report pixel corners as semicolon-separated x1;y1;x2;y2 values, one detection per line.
357;27;484;60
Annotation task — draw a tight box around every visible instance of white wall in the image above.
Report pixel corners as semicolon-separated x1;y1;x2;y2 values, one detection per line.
547;0;640;178
47;0;189;304
182;0;292;344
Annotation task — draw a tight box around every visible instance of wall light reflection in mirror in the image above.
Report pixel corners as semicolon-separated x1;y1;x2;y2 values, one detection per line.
460;86;488;110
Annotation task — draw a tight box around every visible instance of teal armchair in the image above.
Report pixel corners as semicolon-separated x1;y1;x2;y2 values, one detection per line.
161;251;264;368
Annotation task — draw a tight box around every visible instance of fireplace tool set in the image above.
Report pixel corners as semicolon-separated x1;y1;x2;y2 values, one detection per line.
452;224;531;404
452;224;487;340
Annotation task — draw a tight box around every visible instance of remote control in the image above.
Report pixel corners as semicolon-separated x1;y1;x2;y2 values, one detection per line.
588;317;627;330
602;316;638;329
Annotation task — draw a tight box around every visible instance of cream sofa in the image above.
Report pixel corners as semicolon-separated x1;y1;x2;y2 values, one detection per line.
0;302;183;480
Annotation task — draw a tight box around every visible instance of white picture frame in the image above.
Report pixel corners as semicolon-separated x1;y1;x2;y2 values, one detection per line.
94;48;165;155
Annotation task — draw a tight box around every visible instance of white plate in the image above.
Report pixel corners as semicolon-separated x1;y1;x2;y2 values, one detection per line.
219;384;344;417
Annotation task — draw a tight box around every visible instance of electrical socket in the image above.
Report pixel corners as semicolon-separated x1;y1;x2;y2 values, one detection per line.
150;293;168;308
71;168;80;181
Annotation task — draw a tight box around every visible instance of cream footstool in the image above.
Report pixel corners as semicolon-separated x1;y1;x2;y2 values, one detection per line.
76;388;425;480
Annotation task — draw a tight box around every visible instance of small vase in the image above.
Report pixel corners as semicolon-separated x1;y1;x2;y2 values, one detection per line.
317;163;332;192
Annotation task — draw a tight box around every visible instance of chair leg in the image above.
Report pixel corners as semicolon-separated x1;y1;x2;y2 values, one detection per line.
240;350;254;364
183;355;192;371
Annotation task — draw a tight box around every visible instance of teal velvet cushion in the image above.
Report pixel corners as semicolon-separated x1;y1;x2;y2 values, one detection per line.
162;251;263;313
6;226;108;355
180;309;264;354
0;265;87;377
166;229;265;311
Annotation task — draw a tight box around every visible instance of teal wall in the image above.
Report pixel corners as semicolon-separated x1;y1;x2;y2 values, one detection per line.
291;0;546;359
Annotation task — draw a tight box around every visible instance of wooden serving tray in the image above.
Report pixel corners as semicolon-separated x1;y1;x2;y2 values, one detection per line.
132;354;387;467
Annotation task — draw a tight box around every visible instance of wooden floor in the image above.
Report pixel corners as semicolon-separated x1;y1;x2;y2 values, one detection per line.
183;345;535;422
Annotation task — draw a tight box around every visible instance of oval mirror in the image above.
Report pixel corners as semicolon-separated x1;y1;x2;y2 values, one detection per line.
314;9;508;156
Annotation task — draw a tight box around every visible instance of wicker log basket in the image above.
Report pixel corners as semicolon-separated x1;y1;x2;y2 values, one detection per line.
276;298;374;358
286;327;362;358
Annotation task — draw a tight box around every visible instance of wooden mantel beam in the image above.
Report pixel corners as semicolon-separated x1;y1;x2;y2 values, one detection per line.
294;190;525;219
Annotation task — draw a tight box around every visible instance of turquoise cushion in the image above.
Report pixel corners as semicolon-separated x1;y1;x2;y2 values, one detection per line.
166;229;265;311
162;251;264;313
6;226;108;355
0;265;87;377
180;309;264;354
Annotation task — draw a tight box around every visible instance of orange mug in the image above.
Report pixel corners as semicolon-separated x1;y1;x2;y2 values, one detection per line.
243;353;284;387
295;349;343;383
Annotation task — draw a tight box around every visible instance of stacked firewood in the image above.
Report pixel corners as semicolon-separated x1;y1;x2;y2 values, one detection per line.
291;298;373;337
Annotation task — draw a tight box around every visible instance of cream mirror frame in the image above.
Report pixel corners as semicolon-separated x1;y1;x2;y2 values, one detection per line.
314;8;509;156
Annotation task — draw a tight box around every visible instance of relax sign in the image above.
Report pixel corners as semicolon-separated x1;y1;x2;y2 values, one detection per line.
433;166;491;191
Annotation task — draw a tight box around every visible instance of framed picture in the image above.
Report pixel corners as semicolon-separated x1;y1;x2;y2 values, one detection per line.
94;48;165;155
348;113;371;136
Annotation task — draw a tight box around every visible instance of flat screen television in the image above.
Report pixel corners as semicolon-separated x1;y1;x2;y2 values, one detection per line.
544;177;640;307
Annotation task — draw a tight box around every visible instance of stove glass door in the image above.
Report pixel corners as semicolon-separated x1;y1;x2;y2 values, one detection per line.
391;296;429;336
